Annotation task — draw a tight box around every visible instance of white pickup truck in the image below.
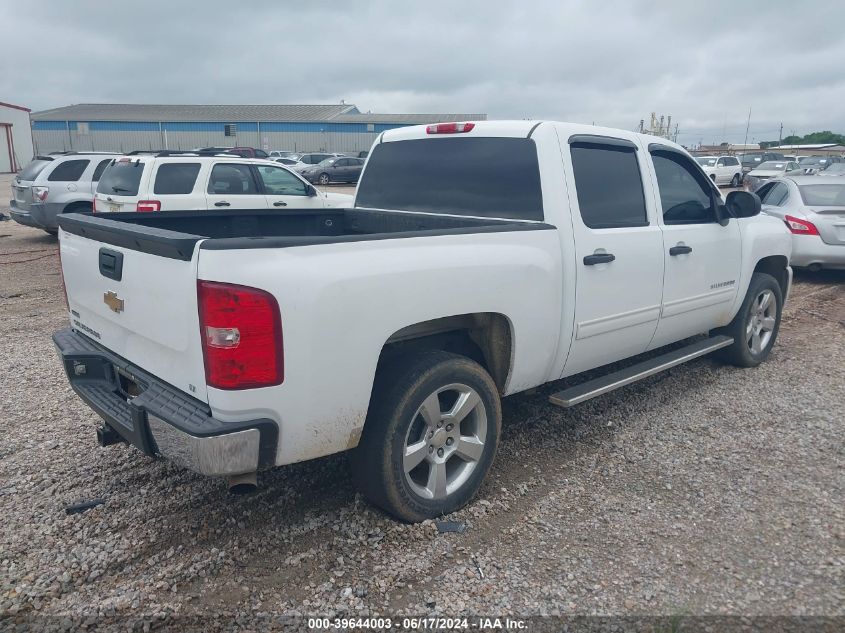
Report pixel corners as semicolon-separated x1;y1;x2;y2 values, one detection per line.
55;120;792;522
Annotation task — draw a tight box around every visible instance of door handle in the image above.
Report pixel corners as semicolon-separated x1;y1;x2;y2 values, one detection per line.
273;201;288;207
583;253;615;265
669;245;693;256
214;201;230;207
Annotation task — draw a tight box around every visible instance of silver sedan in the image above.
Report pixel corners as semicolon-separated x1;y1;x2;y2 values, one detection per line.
757;175;845;270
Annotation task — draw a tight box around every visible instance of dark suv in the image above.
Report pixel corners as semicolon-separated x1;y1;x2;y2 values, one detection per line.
738;151;785;174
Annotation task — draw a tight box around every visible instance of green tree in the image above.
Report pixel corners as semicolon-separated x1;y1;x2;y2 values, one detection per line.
779;131;845;145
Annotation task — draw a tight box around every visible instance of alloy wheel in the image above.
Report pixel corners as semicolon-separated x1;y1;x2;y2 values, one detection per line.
402;383;488;500
746;289;777;355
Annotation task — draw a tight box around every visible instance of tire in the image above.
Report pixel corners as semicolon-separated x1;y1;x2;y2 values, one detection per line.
710;173;717;182
730;173;741;187
318;173;330;185
716;272;783;367
351;351;502;522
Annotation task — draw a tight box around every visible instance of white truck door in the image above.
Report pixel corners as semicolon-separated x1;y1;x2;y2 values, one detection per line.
645;145;742;350
204;161;269;210
561;134;665;377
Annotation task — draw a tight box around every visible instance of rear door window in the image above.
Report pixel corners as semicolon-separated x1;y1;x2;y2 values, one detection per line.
207;164;259;194
154;163;201;194
760;182;789;206
48;159;90;182
570;142;648;228
356;137;544;220
96;160;145;196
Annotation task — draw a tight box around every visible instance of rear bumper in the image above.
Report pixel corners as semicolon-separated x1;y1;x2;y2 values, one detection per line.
790;235;845;269
53;328;278;476
9;200;63;230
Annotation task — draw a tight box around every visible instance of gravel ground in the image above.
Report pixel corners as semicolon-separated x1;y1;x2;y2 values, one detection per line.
1;175;843;630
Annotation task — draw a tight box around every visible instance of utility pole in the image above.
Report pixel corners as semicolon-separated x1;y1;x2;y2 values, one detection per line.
778;122;783;146
742;106;752;150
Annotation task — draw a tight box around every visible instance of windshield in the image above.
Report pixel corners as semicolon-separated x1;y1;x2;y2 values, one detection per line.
823;163;845;174
757;162;787;170
356;137;543;220
18;158;53;181
740;154;763;163
799;157;828;166
696;157;717;166
96;159;143;196
799;184;845;206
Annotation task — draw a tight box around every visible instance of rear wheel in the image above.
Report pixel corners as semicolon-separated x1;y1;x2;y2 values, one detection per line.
716;272;782;367
730;173;741;187
318;173;330;185
351;351;501;522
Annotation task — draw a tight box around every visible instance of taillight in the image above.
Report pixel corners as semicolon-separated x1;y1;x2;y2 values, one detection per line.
197;280;283;390
426;122;475;134
136;200;161;212
92;197;97;213
784;214;819;235
32;186;49;202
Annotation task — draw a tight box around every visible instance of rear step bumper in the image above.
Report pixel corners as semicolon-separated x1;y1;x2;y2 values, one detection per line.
53;328;278;476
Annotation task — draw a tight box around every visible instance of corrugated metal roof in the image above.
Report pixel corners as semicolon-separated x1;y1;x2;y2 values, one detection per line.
332;113;487;124
30;104;487;125
30;103;358;122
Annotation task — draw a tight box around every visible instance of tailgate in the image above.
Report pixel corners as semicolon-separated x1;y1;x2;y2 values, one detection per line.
59;227;208;402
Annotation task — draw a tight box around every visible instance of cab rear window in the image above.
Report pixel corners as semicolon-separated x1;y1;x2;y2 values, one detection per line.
356;137;543;220
97;160;144;196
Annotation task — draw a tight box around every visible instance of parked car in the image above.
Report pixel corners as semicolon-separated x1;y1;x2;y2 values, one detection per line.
798;155;843;174
225;147;270;159
290;153;345;172
694;155;743;186
758;175;845;270
93;153;352;212
271;157;299;166
299;157;366;184
817;163;845;176
269;150;296;159
9;152;119;234
744;160;800;191
738;151;785;174
55;120;790;522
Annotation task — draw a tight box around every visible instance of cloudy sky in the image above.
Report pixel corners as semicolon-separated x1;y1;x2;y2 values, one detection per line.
3;0;843;146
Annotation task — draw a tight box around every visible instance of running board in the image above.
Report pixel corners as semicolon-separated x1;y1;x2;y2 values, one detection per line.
548;335;734;408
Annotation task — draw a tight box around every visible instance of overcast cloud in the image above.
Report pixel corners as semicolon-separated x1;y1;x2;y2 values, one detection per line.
2;0;843;146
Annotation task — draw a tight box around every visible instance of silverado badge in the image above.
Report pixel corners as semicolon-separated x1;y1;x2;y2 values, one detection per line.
103;291;124;313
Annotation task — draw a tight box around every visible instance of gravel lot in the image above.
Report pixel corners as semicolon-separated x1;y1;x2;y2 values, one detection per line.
1;171;843;630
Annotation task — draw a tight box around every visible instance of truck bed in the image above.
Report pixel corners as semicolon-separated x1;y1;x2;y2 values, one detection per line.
57;209;553;260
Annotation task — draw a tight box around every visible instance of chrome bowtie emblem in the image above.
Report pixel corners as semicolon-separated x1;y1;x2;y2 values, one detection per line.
103;291;124;313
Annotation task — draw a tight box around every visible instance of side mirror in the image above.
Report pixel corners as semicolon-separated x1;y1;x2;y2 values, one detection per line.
306;184;318;197
725;190;761;219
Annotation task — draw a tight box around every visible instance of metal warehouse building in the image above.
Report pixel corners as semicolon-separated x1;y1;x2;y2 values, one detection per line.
30;104;486;155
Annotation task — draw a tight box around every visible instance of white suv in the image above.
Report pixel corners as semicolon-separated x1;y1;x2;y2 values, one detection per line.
694;155;743;187
93;152;352;213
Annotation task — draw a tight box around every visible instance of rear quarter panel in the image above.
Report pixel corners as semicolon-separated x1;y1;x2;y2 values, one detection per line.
197;229;562;466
